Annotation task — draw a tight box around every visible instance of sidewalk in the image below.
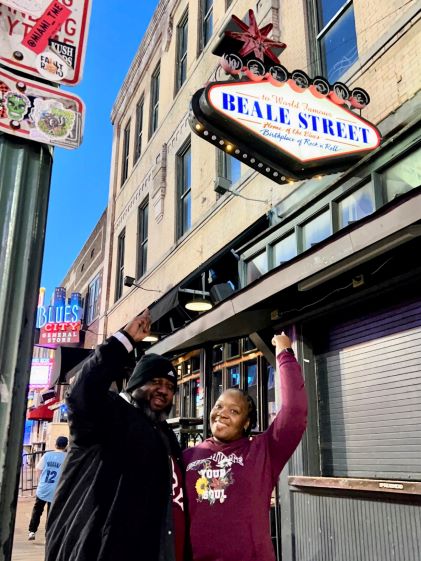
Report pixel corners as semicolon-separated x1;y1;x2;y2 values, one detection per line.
12;496;46;561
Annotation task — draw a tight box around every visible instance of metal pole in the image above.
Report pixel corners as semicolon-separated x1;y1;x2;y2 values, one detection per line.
0;133;52;561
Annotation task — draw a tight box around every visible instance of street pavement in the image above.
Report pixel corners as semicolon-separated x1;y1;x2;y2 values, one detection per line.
12;495;46;561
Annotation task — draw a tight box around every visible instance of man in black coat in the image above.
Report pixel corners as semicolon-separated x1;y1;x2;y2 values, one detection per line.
45;310;189;561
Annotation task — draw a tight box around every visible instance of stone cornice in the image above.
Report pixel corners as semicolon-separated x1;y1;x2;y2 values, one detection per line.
111;0;173;125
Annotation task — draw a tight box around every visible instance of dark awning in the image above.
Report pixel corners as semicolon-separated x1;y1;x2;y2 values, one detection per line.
149;286;180;324
27;397;59;421
148;192;421;356
50;347;93;386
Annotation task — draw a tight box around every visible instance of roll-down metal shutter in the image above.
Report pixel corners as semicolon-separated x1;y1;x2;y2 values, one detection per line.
316;298;421;480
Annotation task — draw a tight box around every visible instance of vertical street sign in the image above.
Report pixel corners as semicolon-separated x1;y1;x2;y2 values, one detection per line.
0;67;85;149
0;0;92;85
0;4;92;561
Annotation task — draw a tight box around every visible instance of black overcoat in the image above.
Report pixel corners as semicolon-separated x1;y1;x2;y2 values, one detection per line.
45;336;183;561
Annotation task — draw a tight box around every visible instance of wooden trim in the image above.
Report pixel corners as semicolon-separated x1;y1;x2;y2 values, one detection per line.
288;476;421;496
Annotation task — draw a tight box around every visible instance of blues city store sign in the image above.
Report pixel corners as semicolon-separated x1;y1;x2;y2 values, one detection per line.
189;9;381;183
36;287;83;345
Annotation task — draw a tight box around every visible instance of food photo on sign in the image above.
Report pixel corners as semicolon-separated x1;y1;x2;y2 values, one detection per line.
0;0;92;85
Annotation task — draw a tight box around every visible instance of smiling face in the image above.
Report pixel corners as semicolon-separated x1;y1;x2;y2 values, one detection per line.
210;389;250;443
131;377;175;412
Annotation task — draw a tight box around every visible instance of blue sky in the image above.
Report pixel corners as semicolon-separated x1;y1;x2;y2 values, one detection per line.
40;1;159;302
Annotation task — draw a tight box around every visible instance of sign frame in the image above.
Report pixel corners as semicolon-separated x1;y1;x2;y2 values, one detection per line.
190;78;381;182
0;66;85;149
0;0;92;85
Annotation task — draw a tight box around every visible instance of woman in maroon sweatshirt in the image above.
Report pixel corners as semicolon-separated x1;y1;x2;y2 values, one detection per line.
183;333;308;561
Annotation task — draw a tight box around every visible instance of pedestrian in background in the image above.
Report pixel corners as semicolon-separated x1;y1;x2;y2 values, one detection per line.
183;333;307;561
46;310;190;561
28;435;68;540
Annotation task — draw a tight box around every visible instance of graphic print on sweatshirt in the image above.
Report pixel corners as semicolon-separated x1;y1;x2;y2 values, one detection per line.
186;451;244;505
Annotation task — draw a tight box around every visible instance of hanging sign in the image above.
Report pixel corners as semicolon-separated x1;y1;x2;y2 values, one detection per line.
0;66;84;148
37;287;83;345
0;0;92;85
190;78;380;181
189;8;381;183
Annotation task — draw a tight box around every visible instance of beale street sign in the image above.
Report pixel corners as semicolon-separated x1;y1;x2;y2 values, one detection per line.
0;0;92;85
191;79;380;182
0;66;84;148
189;8;381;183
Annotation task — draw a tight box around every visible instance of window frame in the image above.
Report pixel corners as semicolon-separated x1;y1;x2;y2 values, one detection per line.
199;0;213;53
175;10;189;95
134;96;144;164
176;139;192;239
218;148;242;187
137;198;149;279
85;275;100;325
121;121;131;186
307;0;357;81
115;229;126;302
149;63;160;139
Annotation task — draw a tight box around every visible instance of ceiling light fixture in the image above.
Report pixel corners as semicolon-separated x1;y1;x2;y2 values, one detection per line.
179;272;213;312
143;333;160;343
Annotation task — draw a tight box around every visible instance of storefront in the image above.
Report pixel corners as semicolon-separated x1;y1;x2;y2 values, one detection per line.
149;94;421;561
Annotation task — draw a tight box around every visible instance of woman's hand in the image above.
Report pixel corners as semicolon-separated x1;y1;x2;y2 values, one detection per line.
271;332;292;354
124;309;151;342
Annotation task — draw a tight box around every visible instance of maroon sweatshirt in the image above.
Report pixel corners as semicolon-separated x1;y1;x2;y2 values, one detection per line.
183;351;308;561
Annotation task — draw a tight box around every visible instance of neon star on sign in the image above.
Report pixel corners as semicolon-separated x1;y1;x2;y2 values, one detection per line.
225;9;286;63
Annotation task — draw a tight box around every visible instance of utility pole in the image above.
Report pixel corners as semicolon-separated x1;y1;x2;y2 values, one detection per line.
0;134;52;561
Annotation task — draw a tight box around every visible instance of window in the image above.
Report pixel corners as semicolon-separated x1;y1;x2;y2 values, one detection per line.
212;370;223;405
227;365;240;388
177;141;192;238
191;355;201;372
86;275;100;325
243;337;257;353
301;210;332;250
226;340;240;359
315;0;358;82
195;378;204;418
137;199;148;278
134;97;144;164
212;344;223;364
115;229;125;301
121;121;130;186
245;361;259;429
338;183;375;228
175;12;188;93
200;0;213;51
149;63;160;138
246;251;268;283
267;365;276;425
221;151;241;185
383;149;421;202
272;232;297;266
